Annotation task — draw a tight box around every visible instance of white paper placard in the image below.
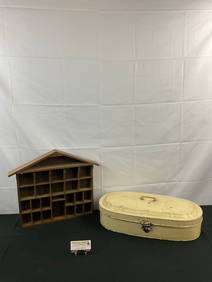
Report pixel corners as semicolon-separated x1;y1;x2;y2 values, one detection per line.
70;240;91;253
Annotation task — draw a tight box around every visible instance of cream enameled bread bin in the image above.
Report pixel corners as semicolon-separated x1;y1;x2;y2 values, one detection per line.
99;192;203;241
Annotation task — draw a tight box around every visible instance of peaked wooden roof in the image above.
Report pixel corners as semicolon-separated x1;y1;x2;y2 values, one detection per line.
8;149;99;177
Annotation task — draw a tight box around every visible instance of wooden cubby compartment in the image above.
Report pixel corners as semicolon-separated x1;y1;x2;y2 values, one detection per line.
66;206;75;216
76;204;83;214
84;202;92;213
65;167;78;179
42;210;51;220
32;199;40;210
36;184;50;196
18;173;33;186
65;180;78;191
36;171;49;184
51;169;63;181
79;166;92;178
22;213;31;224
84;190;92;200
20;200;30;212
51;182;64;194
20;186;34;198
41;197;50;208
76;191;83;202
52;201;65;217
79;179;92;189
66;193;75;204
32;212;41;222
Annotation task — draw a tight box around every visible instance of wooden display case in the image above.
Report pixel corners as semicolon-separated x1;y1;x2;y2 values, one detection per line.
8;149;99;227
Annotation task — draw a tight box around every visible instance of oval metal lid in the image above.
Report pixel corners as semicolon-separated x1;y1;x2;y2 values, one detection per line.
99;192;202;222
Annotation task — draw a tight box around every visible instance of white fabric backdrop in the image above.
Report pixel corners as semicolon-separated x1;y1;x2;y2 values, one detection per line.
1;0;212;213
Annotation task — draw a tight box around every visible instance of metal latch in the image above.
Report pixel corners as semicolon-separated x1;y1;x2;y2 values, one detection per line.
141;221;152;233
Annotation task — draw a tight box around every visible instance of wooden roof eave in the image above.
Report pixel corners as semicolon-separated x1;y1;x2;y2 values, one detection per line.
8;149;99;177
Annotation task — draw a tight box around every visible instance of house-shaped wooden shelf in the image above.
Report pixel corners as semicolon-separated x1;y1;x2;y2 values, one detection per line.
8;149;99;227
